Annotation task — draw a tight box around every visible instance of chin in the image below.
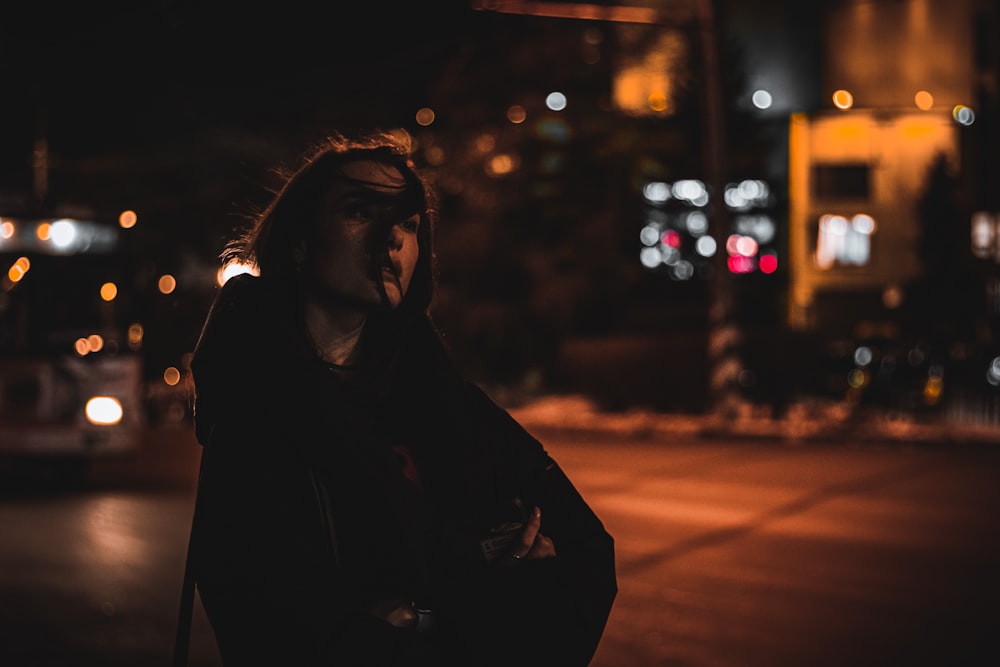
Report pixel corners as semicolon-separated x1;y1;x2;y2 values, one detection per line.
381;284;404;309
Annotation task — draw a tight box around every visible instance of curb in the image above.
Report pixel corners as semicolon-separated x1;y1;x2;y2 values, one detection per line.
506;395;1000;448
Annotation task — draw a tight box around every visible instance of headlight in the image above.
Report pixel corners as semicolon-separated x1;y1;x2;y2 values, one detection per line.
85;396;124;426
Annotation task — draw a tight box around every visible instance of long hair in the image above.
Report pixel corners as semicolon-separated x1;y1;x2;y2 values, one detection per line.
223;129;438;320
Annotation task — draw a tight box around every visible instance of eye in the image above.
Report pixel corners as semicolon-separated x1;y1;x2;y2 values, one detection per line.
399;217;420;233
341;204;377;221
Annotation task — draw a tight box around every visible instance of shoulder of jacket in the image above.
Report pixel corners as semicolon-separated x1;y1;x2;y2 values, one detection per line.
218;272;263;303
214;273;291;319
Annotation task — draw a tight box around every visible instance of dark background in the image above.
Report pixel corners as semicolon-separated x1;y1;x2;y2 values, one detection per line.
2;1;728;408
0;1;482;202
3;1;990;420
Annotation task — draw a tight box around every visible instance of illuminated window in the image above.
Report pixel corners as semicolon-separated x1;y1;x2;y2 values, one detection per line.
612;29;687;117
815;214;876;269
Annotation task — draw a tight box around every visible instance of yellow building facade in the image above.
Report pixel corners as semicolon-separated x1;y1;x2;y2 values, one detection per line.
786;0;990;333
788;110;959;329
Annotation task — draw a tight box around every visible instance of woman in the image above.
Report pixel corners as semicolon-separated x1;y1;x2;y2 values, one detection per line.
187;129;616;666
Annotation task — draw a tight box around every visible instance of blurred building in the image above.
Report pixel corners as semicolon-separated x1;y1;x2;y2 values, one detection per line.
785;0;998;337
450;0;999;414
730;0;1000;419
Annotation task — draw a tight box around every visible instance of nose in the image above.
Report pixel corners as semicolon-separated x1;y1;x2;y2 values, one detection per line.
386;223;404;250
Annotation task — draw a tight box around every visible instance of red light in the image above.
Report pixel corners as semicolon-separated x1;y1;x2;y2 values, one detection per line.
759;254;778;274
727;255;756;273
661;229;681;248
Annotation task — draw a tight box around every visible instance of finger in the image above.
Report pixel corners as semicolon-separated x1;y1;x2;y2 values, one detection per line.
511;506;542;558
526;533;557;559
384;604;417;629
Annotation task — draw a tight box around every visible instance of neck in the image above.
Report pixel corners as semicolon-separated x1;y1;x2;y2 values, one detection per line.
302;300;368;366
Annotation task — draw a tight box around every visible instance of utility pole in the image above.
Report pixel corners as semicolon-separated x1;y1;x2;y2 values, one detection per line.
694;0;741;421
475;0;741;419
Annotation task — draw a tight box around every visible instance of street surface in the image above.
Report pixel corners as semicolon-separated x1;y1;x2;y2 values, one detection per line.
1;422;998;666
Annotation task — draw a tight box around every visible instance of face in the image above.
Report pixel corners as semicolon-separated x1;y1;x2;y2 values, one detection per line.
299;159;421;311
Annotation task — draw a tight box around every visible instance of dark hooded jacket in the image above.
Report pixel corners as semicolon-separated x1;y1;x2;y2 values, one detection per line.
188;273;617;666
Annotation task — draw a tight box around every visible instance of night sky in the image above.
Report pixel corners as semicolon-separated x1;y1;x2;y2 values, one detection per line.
0;1;484;210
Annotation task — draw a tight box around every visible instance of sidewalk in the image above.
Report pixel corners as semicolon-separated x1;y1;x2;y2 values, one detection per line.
506;393;1000;447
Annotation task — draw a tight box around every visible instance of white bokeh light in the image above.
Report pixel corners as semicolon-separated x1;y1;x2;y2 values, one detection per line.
545;92;567;111
49;220;78;250
751;89;773;109
696;235;717;257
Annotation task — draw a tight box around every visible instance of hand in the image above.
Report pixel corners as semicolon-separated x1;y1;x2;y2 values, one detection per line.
368;598;417;629
506;505;556;564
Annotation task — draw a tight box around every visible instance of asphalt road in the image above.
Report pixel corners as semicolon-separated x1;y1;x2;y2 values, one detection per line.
1;423;998;666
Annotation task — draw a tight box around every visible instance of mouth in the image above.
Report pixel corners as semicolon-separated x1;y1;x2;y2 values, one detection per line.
380;257;401;287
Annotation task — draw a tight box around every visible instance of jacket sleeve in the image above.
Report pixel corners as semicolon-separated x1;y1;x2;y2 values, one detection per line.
436;384;618;666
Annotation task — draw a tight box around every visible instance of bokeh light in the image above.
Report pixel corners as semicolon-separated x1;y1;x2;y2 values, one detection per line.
751;89;773;109
7;256;30;282
415;107;435;126
506;105;527;124
648;92;668;112
952;104;975;126
49;220;77;250
118;210;137;229
100;282;118;302
163;366;181;386
158;274;177;295
545;91;567;111
832;89;854;109
85;397;124;426
128;323;144;351
759;253;778;274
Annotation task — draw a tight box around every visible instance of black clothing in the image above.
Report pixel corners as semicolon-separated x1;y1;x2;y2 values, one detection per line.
189;274;617;666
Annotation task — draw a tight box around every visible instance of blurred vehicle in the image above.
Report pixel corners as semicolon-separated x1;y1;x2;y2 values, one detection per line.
0;215;144;478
